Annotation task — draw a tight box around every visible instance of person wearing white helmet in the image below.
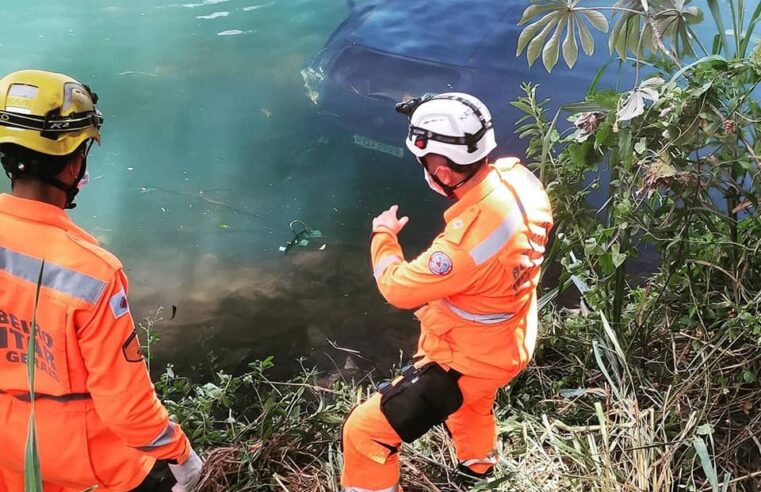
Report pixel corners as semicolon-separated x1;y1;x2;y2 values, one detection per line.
397;92;497;197
341;93;554;490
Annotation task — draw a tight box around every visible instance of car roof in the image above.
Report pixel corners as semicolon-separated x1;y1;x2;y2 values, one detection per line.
341;0;524;70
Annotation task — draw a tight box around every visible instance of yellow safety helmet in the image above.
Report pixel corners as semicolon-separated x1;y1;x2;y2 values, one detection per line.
0;69;102;156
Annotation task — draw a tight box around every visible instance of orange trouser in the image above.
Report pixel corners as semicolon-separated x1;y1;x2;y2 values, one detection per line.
0;395;153;492
341;366;510;489
0;469;72;492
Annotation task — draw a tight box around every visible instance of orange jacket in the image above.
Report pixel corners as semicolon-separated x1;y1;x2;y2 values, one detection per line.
0;194;190;491
371;159;553;380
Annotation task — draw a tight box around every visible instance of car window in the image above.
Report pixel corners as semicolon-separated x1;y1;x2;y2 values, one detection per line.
331;47;461;102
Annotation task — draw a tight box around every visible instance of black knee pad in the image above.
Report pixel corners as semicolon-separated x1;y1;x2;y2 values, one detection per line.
379;363;463;443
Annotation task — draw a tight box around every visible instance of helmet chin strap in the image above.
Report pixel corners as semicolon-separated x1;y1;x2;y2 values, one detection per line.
19;142;91;209
27;161;85;209
429;161;483;200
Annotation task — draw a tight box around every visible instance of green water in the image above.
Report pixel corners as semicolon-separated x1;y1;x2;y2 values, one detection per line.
0;0;747;378
1;0;435;377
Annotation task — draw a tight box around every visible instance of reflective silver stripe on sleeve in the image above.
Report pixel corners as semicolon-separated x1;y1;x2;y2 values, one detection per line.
443;299;513;325
468;207;522;266
343;485;399;492
136;422;176;451
0;246;106;304
373;255;402;280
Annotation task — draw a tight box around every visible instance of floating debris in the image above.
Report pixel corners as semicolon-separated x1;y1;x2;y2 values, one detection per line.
218;223;232;230
182;0;229;7
127;167;135;171
242;1;275;11
217;29;252;36
171;305;177;320
281;220;325;255
118;71;158;78
260;108;272;118
197;11;229;19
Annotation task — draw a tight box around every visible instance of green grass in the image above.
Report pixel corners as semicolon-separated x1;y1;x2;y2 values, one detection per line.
24;260;45;492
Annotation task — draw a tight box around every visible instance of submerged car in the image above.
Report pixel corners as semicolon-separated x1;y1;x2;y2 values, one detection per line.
302;0;609;160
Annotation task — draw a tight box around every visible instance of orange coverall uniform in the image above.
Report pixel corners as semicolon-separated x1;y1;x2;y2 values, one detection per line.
0;194;192;492
342;158;553;490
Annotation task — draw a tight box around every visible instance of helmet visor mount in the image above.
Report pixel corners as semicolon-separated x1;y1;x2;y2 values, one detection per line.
408;122;492;155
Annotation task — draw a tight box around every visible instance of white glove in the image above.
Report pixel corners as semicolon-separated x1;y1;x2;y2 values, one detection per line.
169;449;204;492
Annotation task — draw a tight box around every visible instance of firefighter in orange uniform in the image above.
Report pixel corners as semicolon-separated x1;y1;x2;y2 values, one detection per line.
341;93;554;490
0;70;203;491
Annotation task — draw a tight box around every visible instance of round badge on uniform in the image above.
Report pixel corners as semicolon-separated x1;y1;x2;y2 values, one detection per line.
429;251;453;275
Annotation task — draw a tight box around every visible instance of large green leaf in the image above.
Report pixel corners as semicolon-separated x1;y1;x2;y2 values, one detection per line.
517;0;609;71
693;435;719;492
576;13;596;55
654;0;704;58
740;0;761;56
543;17;568;71
564;16;580;67
581;9;609;32
24;414;42;492
519;12;560;60
706;0;729;54
24;261;44;492
608;1;645;58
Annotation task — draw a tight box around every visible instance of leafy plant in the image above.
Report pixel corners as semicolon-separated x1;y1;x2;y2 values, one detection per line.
509;1;761;489
517;0;610;71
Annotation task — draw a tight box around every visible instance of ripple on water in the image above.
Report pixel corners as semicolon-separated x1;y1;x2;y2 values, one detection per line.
217;29;253;36
197;11;229;19
182;0;230;8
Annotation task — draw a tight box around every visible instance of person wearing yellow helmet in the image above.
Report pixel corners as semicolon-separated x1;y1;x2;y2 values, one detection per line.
0;70;203;492
0;69;102;209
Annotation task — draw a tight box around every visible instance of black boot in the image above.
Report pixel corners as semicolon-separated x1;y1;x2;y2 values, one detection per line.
455;463;493;488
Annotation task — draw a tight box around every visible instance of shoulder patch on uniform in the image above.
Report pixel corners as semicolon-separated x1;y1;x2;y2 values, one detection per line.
110;289;130;319
121;329;144;363
429;251;453;276
445;207;479;245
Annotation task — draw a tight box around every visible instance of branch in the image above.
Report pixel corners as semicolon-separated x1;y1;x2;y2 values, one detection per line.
645;10;682;67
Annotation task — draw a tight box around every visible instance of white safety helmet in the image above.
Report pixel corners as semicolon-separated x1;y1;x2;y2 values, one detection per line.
396;92;497;166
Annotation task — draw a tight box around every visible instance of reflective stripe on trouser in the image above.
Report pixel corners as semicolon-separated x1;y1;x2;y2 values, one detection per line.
342;370;513;488
460;453;499;475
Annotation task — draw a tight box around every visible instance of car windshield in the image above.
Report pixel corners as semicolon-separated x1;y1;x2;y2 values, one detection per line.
330;47;461;102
